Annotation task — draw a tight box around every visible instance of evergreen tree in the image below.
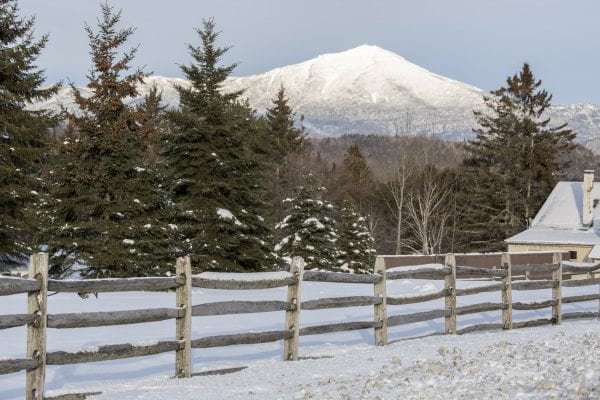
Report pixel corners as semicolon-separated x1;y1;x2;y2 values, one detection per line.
134;85;166;165
163;19;275;272
0;0;58;265
42;4;171;277
336;201;376;273
459;63;575;251
333;145;376;213
264;85;305;158
274;175;339;271
263;85;309;222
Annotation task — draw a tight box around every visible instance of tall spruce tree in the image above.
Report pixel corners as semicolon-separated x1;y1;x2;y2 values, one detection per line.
263;85;309;222
265;85;305;158
0;0;58;265
163;19;275;272
459;63;575;251
42;4;171;277
274;175;339;271
334;145;376;213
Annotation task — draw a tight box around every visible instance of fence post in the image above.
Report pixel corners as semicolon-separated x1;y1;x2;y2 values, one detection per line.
373;256;387;346
175;256;192;378
444;254;457;335
501;252;512;330
552;252;562;325
26;253;48;400
284;256;304;361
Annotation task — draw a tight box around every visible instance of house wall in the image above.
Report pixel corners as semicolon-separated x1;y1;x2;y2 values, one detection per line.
507;243;594;262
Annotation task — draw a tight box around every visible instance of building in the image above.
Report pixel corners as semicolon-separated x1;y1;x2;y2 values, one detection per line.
506;170;600;262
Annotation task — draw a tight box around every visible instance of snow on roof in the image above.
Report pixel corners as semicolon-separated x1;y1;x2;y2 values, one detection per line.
506;180;600;245
506;228;600;245
587;244;600;259
531;181;600;229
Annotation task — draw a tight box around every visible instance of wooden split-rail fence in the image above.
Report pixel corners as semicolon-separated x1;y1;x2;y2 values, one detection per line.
1;251;600;400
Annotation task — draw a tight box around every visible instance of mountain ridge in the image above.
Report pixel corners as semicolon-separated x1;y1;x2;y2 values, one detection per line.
30;45;600;151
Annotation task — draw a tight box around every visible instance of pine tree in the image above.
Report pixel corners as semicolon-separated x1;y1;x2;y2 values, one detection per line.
163;19;275;272
42;4;171;277
0;0;59;265
459;63;576;251
334;145;376;212
274;175;339;271
134;85;166;165
336;201;376;273
263;85;309;222
265;85;305;158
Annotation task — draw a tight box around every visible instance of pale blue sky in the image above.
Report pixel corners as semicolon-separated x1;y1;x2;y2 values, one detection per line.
19;0;600;104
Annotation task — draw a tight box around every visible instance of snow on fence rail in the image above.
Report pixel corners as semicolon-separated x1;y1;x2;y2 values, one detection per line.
1;252;600;399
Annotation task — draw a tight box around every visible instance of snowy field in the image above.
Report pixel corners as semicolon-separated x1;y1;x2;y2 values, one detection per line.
93;320;600;400
1;277;599;399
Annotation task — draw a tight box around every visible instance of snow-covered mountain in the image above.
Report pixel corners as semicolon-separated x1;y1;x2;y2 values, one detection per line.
224;45;486;138
31;45;600;150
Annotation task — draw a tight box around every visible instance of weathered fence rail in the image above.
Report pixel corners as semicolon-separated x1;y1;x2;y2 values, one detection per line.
47;308;183;329
382;251;599;339
47;277;185;293
46;340;183;365
192;300;292;315
1;251;599;400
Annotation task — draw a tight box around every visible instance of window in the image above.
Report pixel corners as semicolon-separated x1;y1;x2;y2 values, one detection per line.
569;250;577;260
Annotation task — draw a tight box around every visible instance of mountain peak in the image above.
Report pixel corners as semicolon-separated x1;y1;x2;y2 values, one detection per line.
337;44;406;59
312;44;409;68
225;44;484;113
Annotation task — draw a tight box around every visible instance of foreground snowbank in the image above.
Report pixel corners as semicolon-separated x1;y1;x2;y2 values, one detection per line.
88;320;599;400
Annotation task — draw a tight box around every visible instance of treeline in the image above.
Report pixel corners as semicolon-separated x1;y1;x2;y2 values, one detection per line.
309;134;594;255
1;1;583;277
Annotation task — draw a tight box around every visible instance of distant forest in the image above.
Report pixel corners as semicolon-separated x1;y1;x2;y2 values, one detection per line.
310;134;600;254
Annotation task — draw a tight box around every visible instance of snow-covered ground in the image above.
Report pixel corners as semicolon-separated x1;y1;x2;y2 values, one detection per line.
93;320;600;400
1;278;599;399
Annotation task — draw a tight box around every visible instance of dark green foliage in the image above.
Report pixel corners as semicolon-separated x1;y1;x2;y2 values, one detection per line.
336;201;376;273
333;144;376;213
134;85;167;165
42;4;172;277
262;85;310;224
275;175;339;271
265;85;306;158
0;0;58;265
459;63;576;251
163;19;275;272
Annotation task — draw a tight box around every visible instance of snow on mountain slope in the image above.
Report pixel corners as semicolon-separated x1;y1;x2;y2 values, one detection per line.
29;76;190;113
546;104;600;152
223;45;486;138
30;45;600;149
225;45;484;111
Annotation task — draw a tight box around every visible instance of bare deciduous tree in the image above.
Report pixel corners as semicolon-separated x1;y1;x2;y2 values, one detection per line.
404;170;453;255
382;153;414;254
